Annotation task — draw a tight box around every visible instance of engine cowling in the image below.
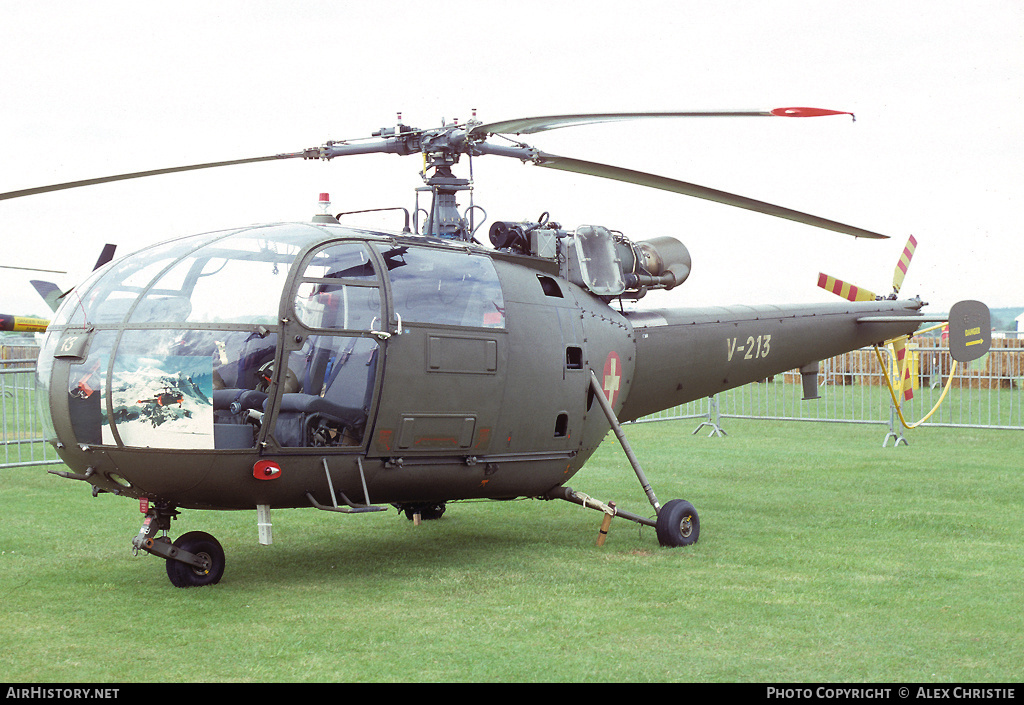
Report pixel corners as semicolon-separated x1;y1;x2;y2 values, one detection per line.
634;236;691;290
488;219;691;298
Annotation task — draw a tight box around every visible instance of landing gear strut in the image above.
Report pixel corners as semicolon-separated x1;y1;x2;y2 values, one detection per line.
545;371;702;548
132;503;226;587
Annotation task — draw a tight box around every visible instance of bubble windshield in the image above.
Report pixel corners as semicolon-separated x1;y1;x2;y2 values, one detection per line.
52;225;327;327
46;224;337;450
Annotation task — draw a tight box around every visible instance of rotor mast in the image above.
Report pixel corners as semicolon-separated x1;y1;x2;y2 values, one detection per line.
316;115;483;240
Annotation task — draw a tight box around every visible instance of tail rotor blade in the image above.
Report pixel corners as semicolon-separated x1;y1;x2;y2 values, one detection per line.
891;338;915;401
892;235;918;295
817;273;877;302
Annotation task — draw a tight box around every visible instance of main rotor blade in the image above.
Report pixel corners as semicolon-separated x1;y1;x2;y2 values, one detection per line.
534;153;888;239
471;107;855;137
0;264;66;274
93;243;117;271
0;152;309;201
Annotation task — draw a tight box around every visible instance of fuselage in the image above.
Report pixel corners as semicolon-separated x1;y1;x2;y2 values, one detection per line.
38;222;924;511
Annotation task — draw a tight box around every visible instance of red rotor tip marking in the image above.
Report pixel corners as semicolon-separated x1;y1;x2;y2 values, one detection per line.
771;107;856;120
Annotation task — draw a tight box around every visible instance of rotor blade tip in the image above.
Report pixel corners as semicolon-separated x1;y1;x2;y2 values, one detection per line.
771;107;856;121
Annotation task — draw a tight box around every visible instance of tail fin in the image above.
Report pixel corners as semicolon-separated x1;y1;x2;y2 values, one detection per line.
27;244;115;313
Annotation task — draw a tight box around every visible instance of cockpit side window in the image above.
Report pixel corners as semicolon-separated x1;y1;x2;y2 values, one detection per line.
375;245;505;328
278;241;385;449
293;242;383;331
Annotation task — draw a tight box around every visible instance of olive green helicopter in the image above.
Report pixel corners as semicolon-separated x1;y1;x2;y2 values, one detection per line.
0;109;990;587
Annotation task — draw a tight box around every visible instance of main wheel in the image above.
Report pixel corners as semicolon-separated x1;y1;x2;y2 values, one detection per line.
165;531;225;588
656;499;700;547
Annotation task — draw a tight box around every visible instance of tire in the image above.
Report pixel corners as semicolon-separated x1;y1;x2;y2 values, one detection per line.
165;531;226;588
655;499;700;547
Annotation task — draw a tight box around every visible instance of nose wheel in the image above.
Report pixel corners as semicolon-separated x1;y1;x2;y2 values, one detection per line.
133;504;226;587
164;531;226;588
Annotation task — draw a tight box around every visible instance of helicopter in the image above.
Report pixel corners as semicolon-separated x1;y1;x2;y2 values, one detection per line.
0;108;991;587
136;387;185;408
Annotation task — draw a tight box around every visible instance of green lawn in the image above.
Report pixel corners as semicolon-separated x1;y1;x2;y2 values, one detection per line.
1;419;1021;682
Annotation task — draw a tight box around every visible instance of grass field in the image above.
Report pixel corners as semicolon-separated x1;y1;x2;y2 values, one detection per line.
1;419;1021;683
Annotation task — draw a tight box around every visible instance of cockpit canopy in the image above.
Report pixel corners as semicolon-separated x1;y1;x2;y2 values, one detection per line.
39;223;506;452
52;225;326;328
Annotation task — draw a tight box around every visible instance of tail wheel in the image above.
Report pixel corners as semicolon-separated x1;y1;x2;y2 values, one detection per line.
656;499;700;547
165;531;226;588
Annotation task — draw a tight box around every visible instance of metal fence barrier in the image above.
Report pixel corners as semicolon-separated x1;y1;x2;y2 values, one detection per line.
635;336;1024;443
2;347;60;468
3;336;1023;469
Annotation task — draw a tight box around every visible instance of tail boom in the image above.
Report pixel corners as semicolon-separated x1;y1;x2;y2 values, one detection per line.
619;299;924;422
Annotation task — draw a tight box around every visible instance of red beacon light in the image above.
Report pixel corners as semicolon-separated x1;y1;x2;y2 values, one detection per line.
312;192;337;224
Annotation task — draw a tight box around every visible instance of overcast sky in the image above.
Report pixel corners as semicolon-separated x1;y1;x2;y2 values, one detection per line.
2;1;1021;320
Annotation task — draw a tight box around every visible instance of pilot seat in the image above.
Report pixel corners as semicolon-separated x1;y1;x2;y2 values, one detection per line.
273;336;378;448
